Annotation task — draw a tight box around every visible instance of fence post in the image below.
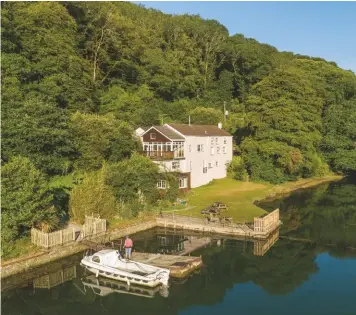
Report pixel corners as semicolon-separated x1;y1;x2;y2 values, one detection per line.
60;229;63;245
46;232;49;249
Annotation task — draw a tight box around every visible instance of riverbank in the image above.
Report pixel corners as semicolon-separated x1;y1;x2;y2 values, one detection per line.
166;174;343;221
1;175;342;279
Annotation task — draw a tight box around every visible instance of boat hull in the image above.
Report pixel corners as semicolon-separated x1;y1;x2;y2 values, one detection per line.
82;264;163;287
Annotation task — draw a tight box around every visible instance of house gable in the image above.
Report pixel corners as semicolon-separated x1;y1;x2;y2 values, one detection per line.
142;127;172;142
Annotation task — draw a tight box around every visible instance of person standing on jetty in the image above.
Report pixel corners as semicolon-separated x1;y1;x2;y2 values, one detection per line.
124;235;133;259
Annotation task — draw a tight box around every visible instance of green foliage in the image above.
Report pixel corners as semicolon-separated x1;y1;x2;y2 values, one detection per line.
1;2;94;111
1;157;56;256
321;97;356;173
69;166;117;223
160;172;181;202
2;98;74;175
70;112;140;170
228;156;249;181
105;153;160;205
2;1;356;253
189;107;222;125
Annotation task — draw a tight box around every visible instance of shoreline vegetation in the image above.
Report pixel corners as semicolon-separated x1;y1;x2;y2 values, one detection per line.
1;175;342;278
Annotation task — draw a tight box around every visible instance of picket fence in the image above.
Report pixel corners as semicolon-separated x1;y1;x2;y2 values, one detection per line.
31;216;107;248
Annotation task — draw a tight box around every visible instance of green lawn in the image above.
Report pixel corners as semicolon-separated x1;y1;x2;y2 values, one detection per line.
164;178;272;222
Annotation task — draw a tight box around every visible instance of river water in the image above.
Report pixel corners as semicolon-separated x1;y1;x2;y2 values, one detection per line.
2;178;356;315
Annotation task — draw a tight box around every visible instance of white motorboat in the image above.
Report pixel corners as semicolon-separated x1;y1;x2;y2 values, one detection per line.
80;249;170;287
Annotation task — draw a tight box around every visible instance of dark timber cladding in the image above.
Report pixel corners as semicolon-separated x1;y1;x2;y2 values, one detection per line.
167;123;231;137
142;126;184;142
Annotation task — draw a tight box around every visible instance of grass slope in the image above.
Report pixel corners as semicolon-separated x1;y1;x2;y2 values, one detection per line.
166;178;271;222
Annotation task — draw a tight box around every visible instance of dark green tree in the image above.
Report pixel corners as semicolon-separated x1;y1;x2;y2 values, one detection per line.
1;156;55;256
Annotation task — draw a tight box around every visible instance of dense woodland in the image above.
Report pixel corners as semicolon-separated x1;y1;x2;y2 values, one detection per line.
1;2;356;256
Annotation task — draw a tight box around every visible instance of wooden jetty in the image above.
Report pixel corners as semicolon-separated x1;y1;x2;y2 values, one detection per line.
80;239;203;278
131;252;202;278
179;237;211;256
157;209;280;240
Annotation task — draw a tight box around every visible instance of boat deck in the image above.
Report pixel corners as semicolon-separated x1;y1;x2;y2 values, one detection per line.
131;252;202;278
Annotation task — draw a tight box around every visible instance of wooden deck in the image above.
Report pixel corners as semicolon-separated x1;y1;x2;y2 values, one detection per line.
157;211;281;240
132;252;202;278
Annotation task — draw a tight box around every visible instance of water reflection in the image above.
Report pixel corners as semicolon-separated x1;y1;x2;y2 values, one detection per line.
132;226;279;257
257;177;356;249
33;265;77;290
82;275;167;298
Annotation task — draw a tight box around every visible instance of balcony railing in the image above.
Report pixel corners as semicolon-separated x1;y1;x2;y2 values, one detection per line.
140;150;184;160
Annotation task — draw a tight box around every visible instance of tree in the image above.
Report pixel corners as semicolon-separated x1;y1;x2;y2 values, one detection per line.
100;84;159;127
1;98;75;175
1;2;94;112
189;107;222;125
321;97;356;173
69;166;117;223
105;153;160;206
1;156;54;256
70;112;140;171
241;65;327;182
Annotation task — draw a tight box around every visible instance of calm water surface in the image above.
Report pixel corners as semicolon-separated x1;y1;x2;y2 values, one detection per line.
2;178;356;315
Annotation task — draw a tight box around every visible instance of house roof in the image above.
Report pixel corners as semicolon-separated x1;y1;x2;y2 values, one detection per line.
167;123;232;137
146;125;185;140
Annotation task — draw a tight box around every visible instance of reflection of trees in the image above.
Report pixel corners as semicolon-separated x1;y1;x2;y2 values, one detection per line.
258;179;356;248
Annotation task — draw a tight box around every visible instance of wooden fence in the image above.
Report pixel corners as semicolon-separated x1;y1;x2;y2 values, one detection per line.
253;209;280;233
31;228;75;249
81;216;107;239
33;266;77;289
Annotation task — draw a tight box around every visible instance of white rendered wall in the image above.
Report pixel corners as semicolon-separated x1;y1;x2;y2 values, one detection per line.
183;135;233;188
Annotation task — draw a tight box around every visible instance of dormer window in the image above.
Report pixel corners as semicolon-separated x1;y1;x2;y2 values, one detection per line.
150;133;156;140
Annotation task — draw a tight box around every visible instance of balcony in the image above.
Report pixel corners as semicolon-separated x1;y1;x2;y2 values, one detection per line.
140;150;184;160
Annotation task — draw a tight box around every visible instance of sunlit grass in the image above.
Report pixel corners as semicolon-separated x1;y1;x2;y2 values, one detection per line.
164;178;271;222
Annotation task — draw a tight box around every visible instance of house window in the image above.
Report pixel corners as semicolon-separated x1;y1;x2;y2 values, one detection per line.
179;177;187;189
203;167;207;173
208;162;212;168
190;161;192;170
216;161;220;167
172;161;180;170
217;147;221;154
211;147;215;155
150;133;156;140
223;147;226;154
189;145;192;152
198;144;204;152
215;137;218;143
211;138;214;145
224;138;227;144
157;180;166;189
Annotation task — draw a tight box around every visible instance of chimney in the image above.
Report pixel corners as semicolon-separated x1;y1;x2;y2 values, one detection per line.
218;122;222;129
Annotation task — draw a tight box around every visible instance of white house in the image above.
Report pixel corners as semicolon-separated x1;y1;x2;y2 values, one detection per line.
137;123;233;189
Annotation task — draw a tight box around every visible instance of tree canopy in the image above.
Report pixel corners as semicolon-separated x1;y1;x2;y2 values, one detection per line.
1;1;356;255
